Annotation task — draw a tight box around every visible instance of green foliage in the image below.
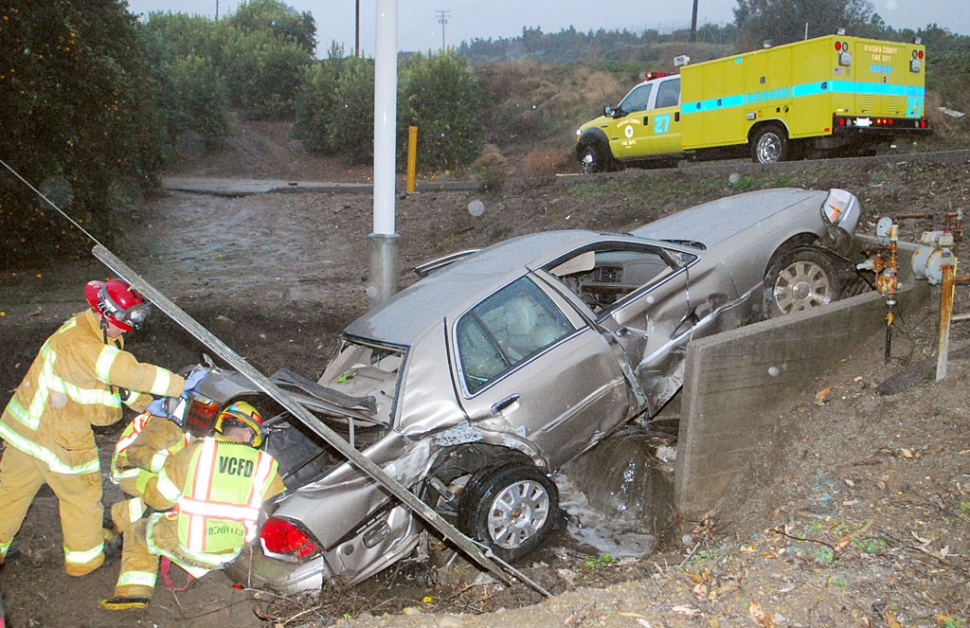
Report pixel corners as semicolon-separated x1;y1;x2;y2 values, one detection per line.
226;0;316;55
583;553;617;569
0;0;163;265
459;23;740;64
141;12;228;64
222;30;313;120
293;55;374;163
168;56;230;148
399;52;488;170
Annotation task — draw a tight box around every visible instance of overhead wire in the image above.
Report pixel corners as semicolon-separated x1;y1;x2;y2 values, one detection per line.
0;157;106;249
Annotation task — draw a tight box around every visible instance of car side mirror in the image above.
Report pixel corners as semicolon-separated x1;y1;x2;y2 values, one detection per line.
603;103;613;117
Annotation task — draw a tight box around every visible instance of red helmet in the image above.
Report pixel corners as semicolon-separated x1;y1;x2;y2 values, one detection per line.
84;278;151;332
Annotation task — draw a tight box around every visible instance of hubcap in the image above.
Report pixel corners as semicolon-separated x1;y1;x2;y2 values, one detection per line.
757;134;781;163
773;260;832;313
487;480;550;549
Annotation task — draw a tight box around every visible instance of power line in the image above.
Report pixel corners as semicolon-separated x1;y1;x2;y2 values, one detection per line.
435;9;450;51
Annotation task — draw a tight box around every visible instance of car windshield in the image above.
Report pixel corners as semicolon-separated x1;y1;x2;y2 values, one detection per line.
456;276;575;394
617;82;653;114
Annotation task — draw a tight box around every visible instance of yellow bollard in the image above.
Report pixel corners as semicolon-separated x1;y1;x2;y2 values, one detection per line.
406;125;418;193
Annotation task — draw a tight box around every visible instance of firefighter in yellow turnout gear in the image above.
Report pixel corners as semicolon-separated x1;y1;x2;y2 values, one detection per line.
101;402;285;611
109;407;194;527
0;279;188;577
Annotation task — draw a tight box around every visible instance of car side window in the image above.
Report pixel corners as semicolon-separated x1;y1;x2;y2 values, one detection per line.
456;277;575;394
617;83;653;114
654;77;680;109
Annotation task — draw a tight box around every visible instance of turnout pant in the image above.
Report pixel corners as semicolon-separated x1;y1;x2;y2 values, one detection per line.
0;445;106;576
111;512;227;600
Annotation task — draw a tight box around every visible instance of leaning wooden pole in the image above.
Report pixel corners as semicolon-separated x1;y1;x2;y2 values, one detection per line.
93;245;551;597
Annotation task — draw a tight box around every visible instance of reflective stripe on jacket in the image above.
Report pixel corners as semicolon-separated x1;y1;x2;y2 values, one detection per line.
0;309;185;475
110;411;191;485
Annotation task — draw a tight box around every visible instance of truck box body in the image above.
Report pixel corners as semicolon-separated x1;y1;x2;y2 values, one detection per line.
576;34;929;170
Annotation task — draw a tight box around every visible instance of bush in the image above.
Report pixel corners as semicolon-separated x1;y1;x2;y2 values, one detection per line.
167;56;230;149
524;147;569;176
223;30;313;120
398;52;488;171
293;54;375;163
0;0;162;265
471;144;508;190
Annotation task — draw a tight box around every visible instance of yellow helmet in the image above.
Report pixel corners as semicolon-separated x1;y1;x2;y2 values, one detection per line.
213;401;266;448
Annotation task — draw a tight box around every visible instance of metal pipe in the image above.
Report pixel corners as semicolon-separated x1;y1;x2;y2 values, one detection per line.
370;0;400;306
936;260;955;381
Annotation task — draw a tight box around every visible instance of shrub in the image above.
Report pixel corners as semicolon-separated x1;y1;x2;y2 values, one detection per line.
167;55;230;149
524;147;569;176
398;52;488;171
222;30;313;120
471;144;507;190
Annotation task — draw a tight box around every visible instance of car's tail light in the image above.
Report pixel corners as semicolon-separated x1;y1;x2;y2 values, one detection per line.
260;517;318;560
182;395;220;437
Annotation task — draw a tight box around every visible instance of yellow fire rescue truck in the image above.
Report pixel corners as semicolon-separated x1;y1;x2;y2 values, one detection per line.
576;33;929;171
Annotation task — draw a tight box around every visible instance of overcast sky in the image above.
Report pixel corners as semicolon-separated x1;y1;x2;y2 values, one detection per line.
124;0;968;55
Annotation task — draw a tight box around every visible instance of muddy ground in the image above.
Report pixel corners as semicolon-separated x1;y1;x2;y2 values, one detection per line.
1;120;970;627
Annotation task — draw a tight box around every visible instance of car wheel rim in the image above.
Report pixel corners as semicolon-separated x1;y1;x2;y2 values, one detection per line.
773;260;832;313
486;479;550;549
581;151;595;174
758;134;780;162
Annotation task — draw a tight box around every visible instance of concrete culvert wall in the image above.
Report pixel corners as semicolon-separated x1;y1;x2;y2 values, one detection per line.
673;237;929;526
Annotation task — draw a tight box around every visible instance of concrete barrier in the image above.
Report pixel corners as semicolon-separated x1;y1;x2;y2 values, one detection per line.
673;238;930;521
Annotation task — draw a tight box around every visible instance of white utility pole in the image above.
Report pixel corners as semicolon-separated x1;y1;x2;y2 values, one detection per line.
369;0;400;306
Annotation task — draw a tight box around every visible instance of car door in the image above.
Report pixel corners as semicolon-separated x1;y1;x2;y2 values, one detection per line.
637;76;682;156
535;241;739;417
452;275;632;470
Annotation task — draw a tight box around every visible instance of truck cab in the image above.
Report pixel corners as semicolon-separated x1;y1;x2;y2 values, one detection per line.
576;73;682;173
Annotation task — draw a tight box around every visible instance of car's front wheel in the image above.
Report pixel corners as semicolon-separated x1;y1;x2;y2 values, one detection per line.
579;142;613;174
457;463;558;562
765;248;840;317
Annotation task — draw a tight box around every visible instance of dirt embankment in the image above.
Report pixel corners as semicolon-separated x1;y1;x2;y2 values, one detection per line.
1;119;970;627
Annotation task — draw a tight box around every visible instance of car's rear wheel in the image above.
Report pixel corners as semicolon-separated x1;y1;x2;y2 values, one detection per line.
751;125;788;163
766;248;840;317
457;463;558;562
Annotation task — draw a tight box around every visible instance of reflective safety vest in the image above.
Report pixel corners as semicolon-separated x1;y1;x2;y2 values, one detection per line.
171;439;279;557
110;411;192;492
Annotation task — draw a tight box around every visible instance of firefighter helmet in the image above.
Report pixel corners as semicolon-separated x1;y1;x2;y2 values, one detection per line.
85;279;151;332
214;401;266;448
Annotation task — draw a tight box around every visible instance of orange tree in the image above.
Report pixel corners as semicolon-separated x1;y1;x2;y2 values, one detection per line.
0;0;162;265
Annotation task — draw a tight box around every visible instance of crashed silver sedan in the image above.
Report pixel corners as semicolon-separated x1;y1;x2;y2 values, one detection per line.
186;187;861;592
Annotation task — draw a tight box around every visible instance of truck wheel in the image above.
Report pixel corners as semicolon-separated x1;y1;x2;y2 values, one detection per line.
751;125;788;163
765;249;840;317
579;143;612;174
457;463;558;562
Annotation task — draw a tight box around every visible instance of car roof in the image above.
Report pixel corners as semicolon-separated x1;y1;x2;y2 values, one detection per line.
344;230;607;345
344;188;829;347
629;188;825;246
